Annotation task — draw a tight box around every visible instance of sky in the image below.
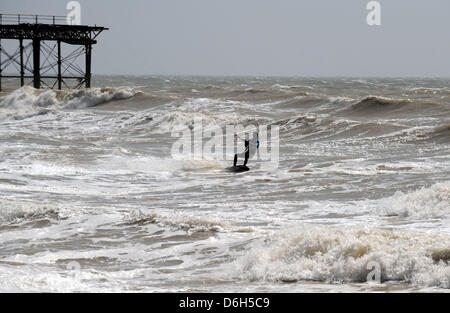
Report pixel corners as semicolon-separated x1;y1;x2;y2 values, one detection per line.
2;0;450;77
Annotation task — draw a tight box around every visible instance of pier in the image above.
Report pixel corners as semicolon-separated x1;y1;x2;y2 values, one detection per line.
0;14;108;90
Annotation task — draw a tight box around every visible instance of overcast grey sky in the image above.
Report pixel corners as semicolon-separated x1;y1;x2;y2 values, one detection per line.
2;0;450;77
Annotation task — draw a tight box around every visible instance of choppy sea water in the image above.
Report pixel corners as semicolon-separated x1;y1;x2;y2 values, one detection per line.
0;76;449;292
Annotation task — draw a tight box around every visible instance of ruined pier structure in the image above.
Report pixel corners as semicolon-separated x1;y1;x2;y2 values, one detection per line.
0;14;108;90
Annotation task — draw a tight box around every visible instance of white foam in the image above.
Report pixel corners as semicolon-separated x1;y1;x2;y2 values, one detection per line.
381;181;450;218
97;154;225;176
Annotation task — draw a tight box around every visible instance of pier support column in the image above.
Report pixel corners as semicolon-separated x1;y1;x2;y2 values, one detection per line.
19;38;25;87
32;39;41;89
85;44;91;88
0;15;2;91
57;40;62;90
0;38;2;92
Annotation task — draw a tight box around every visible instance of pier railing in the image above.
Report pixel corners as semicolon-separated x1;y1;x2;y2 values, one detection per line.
0;13;67;25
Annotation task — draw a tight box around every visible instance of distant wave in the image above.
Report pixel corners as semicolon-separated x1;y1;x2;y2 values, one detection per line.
241;85;312;95
271;84;314;91
244;87;267;94
121;209;254;234
250;111;447;143
408;87;450;95
272;114;318;126
350;96;413;112
231;224;450;288
270;94;325;110
148;110;269;134
272;114;412;142
218;85;311;98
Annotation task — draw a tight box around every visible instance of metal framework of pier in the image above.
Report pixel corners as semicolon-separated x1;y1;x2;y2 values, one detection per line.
0;14;108;90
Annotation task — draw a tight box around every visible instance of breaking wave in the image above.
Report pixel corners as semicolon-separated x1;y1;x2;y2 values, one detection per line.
232;224;450;288
0;199;70;225
0;86;139;119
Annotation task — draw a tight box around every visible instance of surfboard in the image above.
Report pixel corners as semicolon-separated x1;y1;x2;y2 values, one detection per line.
226;165;249;172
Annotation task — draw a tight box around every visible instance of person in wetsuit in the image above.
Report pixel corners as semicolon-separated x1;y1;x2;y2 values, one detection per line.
232;132;259;169
233;139;250;167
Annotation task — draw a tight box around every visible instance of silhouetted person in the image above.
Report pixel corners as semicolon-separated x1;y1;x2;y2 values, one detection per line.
231;132;259;170
234;139;250;167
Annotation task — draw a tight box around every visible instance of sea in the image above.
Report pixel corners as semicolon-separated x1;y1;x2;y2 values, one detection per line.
0;76;449;292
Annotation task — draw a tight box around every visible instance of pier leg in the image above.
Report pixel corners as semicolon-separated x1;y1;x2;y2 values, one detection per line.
57;40;62;90
20;38;25;87
0;38;2;92
85;44;91;88
32;39;41;89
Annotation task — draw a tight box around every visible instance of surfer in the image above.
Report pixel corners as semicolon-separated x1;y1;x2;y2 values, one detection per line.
228;132;259;172
233;138;250;167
